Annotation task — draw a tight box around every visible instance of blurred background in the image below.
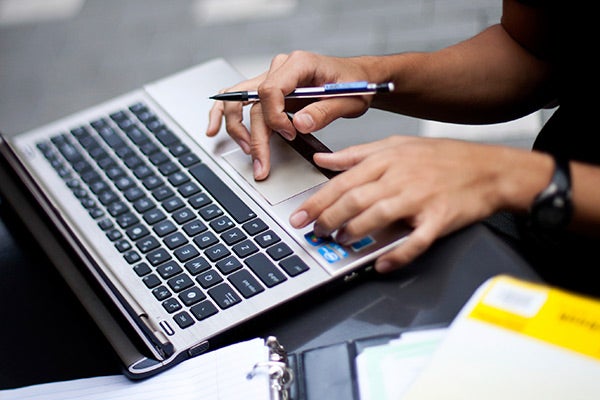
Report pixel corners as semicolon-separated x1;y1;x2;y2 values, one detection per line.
0;0;548;150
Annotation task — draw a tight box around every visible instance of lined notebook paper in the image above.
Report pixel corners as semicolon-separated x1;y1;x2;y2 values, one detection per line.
1;338;269;400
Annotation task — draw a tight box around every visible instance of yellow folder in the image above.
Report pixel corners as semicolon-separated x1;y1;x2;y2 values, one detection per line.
402;275;600;400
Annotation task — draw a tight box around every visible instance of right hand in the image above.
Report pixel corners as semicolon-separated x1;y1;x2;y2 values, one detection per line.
205;51;376;180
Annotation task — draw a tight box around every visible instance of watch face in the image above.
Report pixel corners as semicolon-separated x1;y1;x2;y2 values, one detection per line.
533;196;570;230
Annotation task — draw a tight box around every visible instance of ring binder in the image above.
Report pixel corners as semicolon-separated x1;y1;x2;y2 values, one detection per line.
247;336;294;400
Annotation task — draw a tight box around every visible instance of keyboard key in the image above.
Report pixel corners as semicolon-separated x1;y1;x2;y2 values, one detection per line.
167;273;194;292
190;300;218;321
158;161;180;176
198;204;223;221
228;270;264;298
164;231;188;249
216;256;242;274
204;243;231;262
153;220;177;237
182;219;207;236
155;128;178;146
207;283;241;309
232;239;258;258
188;192;211;209
184;257;211;275
242;218;268;235
146;248;171;266
126;224;149;241
157;260;183;279
279;255;310;277
173;311;195;329
169;143;189;157
189;163;256;223
267;242;293;261
133;197;155;213
178;287;206;306
142;273;161;288
133;262;152;277
152;285;172;301
245;253;287;287
168;171;189;186
162;297;182;313
143;209;166;225
196;269;223;289
174;244;200;262
172;207;195;224
254;230;280;248
193;231;218;249
210;216;234;233
116;212;139;228
124;250;142;264
221;227;246;245
115;239;132;252
179;153;200;167
178;182;200;197
162;197;184;212
152;186;174;201
136;236;160;253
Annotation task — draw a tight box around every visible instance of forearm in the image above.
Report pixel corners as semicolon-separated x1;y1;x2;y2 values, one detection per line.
356;25;555;124
490;149;600;237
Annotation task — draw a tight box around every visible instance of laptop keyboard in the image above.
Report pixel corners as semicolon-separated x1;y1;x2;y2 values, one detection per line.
35;101;309;331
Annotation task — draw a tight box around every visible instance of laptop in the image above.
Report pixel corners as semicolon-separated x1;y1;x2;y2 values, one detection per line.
0;58;410;379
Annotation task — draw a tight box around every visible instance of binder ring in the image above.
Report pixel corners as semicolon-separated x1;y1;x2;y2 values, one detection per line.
247;360;293;400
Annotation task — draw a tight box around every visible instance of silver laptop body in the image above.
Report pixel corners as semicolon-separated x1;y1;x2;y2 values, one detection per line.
0;58;409;378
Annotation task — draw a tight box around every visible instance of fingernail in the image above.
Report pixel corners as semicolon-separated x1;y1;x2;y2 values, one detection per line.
253;159;263;178
375;261;392;273
335;230;349;245
289;210;308;228
313;222;330;238
295;113;314;132
278;129;295;141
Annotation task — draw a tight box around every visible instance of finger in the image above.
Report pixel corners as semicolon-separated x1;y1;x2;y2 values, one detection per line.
316;179;394;239
223;101;252;154
206;101;224;137
313;139;396;171
374;220;439;273
249;102;273;180
292;96;369;133
332;182;401;244
290;154;387;231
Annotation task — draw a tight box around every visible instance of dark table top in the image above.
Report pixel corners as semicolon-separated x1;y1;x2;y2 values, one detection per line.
0;199;541;390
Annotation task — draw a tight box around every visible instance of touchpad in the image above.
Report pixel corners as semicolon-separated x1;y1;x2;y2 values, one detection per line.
222;134;328;205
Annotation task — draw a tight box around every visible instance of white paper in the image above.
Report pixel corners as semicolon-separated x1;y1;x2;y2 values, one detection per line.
355;328;447;400
0;338;270;400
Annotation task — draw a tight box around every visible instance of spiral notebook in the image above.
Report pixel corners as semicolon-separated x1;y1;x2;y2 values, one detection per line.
0;337;291;400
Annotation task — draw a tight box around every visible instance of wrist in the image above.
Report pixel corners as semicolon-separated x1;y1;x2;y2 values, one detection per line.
496;149;554;213
527;155;573;231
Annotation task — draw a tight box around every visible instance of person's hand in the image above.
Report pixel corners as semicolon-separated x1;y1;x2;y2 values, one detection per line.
206;51;376;180
288;136;519;273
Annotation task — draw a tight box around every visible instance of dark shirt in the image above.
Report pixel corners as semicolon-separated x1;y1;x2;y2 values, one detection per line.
486;2;599;298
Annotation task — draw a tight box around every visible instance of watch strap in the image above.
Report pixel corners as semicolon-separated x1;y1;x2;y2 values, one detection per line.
529;154;572;231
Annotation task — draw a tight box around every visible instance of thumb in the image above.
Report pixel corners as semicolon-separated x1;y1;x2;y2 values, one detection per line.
292;96;369;133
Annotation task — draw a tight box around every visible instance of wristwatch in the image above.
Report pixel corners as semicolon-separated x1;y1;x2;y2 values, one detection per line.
528;155;573;231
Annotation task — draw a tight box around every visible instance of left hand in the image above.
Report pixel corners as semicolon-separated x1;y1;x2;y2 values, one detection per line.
288;135;509;273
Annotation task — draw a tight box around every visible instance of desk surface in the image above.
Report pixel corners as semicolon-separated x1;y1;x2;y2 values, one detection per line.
0;201;540;390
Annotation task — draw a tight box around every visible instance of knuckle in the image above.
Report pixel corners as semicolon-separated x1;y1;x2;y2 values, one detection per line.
345;189;366;212
372;199;396;221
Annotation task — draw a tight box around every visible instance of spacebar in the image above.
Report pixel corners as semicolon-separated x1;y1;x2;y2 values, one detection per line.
189;164;256;223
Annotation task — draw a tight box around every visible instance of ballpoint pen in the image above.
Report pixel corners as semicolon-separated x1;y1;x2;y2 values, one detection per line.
209;81;395;102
